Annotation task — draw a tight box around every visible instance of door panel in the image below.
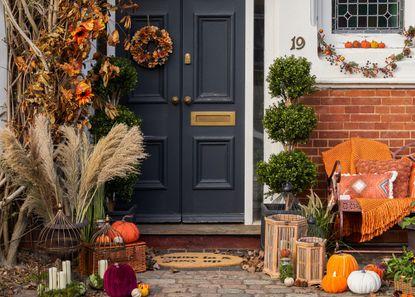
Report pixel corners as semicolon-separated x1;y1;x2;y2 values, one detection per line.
182;0;245;222
117;0;182;222
117;0;245;223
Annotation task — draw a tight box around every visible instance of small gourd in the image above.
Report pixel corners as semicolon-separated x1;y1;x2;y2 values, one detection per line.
364;264;384;279
138;283;150;297
131;288;142;297
378;42;386;48
361;40;371;49
347;270;381;294
345;41;353;48
284;277;294;287
353;40;361;48
113;236;124;244
321;271;347;293
96;234;111;244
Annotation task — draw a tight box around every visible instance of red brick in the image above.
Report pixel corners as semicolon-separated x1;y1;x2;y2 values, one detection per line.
351;114;380;122
345;106;360;113
329;106;346;113
390;90;409;97
390;106;406;114
375;106;390;114
389;123;406;130
375;90;391;96
382;98;412;105
343;122;359;129
319;114;350;122
330;90;346;96
351;97;381;105
381;114;412;122
405;90;415;96
319;131;349;139
301;97;321;105
406;106;415;113
348;90;377;97
381;131;410;138
359;106;375;113
389;140;405;147
374;123;390;130
350;131;380;138
325;98;351;105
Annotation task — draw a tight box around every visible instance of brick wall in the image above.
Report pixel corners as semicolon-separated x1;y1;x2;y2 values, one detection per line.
298;88;415;196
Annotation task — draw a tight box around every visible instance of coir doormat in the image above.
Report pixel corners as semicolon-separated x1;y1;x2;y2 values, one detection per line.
154;252;243;269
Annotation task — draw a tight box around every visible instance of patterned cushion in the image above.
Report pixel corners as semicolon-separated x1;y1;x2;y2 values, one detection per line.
356;157;412;198
339;172;397;199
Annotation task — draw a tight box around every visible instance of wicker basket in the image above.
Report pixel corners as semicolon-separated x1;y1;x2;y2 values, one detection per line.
296;237;326;285
79;241;146;275
263;214;308;279
394;276;413;295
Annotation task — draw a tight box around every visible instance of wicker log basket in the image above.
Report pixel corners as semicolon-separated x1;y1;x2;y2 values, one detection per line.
79;216;146;275
296;237;326;285
263;214;308;278
394;276;413;296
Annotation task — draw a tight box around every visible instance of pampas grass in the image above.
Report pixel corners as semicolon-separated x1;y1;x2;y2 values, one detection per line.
0;115;147;223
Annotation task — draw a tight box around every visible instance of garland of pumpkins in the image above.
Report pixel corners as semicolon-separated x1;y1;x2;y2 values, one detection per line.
321;253;384;295
318;26;415;78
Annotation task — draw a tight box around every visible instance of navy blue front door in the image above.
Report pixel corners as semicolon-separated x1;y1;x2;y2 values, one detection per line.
118;0;245;223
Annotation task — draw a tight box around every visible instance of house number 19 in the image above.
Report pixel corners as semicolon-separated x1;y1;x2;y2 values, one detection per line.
290;36;305;50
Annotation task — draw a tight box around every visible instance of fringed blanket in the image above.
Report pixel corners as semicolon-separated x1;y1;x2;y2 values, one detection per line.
343;198;415;242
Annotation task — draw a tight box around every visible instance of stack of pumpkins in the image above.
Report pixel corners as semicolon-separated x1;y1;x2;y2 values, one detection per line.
101;217;141;244
321;253;384;295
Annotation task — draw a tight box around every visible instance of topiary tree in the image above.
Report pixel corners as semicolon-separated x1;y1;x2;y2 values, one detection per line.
267;55;316;103
263;102;317;151
257;150;317;196
257;55;318;208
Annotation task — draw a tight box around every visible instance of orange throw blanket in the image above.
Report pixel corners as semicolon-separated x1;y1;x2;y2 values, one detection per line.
343;198;415;242
322;137;413;242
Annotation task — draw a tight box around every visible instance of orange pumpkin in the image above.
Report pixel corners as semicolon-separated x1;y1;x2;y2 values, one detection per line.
111;219;140;243
364;264;384;279
345;41;353;48
353;40;361;48
326;253;358;279
361;40;371;48
379;42;386;48
96;235;111;244
321;271;347;293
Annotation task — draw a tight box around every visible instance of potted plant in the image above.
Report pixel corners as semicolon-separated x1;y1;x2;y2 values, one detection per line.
256;55;318;247
399;210;415;252
89;56;142;217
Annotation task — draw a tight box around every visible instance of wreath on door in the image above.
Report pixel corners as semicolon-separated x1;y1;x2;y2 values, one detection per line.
130;25;173;68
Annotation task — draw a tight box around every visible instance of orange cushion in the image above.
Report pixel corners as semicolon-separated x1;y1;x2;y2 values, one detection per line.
339;172;397;199
350;137;392;173
356;157;412;198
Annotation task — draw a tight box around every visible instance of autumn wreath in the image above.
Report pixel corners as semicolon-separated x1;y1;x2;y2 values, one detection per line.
130;25;173;68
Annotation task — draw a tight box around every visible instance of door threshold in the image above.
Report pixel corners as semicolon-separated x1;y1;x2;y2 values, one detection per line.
138;223;261;236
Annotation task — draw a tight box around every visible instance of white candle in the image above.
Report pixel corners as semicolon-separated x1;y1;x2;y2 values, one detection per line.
58;271;67;289
51;267;58;290
48;268;53;290
62;261;67;281
64;260;71;284
98;260;105;279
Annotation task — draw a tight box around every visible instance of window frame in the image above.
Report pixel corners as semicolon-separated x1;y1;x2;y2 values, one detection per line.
332;0;405;34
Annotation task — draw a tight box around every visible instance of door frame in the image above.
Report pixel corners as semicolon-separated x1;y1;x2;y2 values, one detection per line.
108;0;255;225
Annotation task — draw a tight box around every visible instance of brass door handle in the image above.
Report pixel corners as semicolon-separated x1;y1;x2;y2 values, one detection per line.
171;96;180;105
183;96;192;105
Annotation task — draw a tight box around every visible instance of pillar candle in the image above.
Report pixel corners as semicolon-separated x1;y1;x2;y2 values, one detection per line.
98;260;105;279
58;271;67;289
48;268;53;290
61;261;67;281
64;260;71;284
51;267;58;290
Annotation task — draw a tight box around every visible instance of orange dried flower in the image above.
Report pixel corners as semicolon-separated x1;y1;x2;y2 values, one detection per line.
72;25;90;45
75;81;93;105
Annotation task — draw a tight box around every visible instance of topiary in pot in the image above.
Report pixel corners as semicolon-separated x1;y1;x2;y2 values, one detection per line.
256;150;317;196
264;102;317;151
267;55;316;103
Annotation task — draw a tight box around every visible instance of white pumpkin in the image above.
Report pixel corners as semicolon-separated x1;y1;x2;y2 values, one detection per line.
347;270;381;294
284;277;295;287
131;288;142;297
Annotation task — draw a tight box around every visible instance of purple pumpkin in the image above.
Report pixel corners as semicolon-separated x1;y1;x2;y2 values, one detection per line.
104;263;137;297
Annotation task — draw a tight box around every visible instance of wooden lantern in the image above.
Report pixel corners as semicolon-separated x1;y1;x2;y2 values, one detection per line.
296;237;326;285
263;214;308;278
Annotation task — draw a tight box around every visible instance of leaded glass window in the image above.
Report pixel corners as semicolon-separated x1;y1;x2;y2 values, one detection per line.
332;0;404;33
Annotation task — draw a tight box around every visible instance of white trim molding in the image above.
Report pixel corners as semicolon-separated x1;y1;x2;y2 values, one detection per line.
244;0;254;225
